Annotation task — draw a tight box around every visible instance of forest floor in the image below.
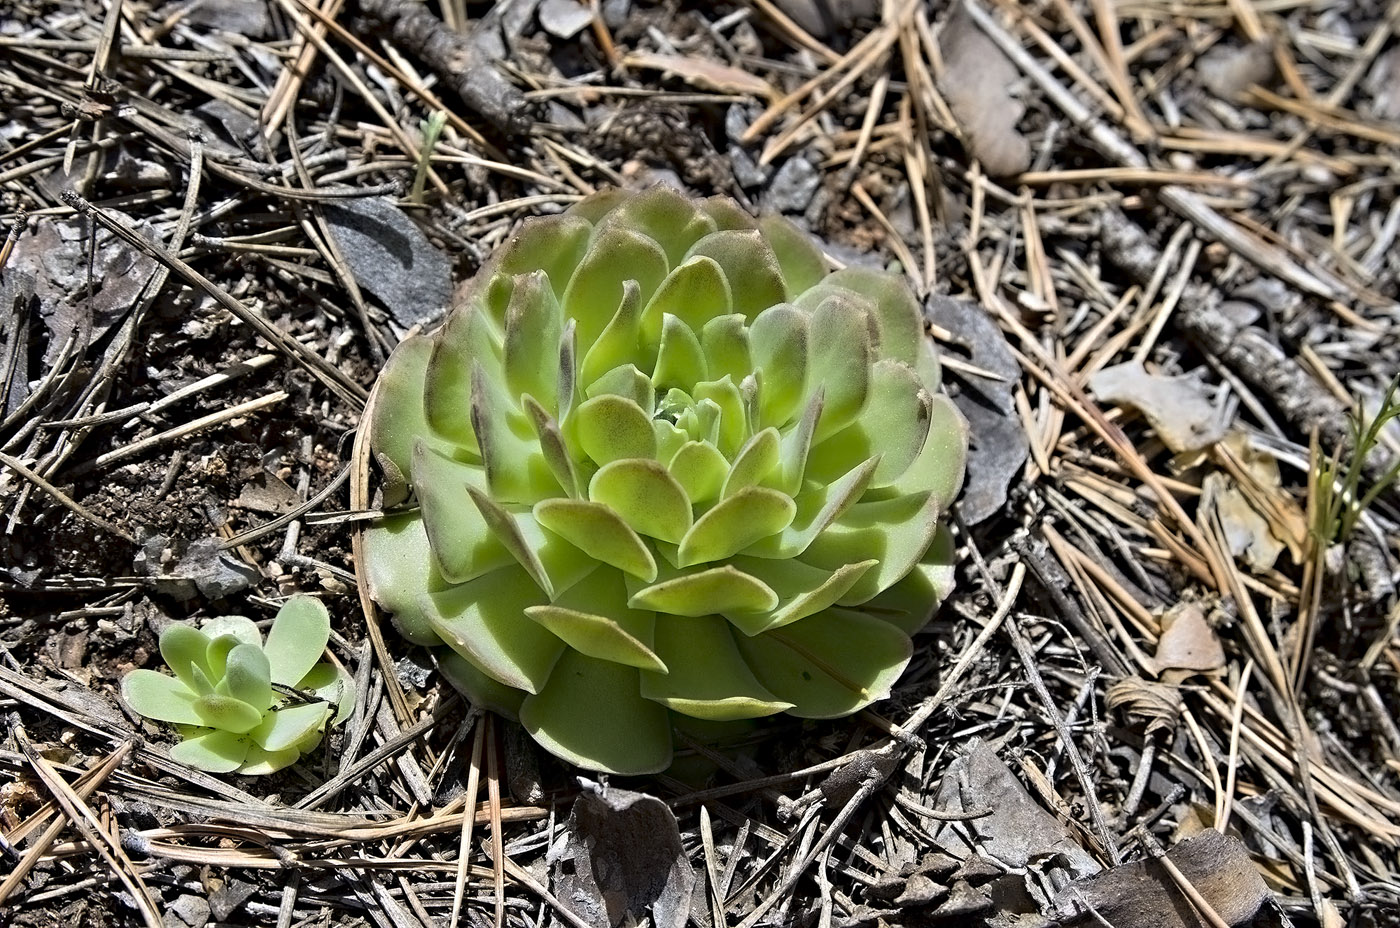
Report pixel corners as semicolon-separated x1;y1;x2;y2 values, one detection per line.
2;0;1400;926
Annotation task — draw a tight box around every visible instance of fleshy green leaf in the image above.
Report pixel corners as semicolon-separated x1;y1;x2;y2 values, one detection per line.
362;512;448;646
700;195;757;231
558;318;579;421
368;335;441;505
775;389;822;496
466;486;596;600
640;614;792;720
581;279;643;387
748;304;808;428
237;743;303;776
423;301;501;451
598;184;718;267
221;643;273;711
693;377;747;458
472;362;550;504
297;663;357;727
589;458;692;544
679;399;721;447
821;267;924;365
264;596;332;688
746;456;877;559
889;393;969;506
685;230;787;318
520;649;672;774
503;270;563;409
535;498;658;581
205;634;242;681
524;395;581;498
804;294;873;442
735;608;912;718
759;215;826;294
807;359;932;487
423;565;566;693
640;256;733;345
193;694;264;734
438;650;527;719
565;189;628;224
667;440;729;504
525;567;664;672
858;522;956;635
677;487;796;567
121;670;203;726
494;214;593;300
803;491;942;605
700;314;751;384
563;226;669;353
413;442;512;584
653;314;708;390
627;564;777;616
160;624;213;695
574;394;657;466
200;616;261;649
654;418;690;467
583;363;654;413
727;556;878;634
722;427;780;498
252;702;332;753
171;730;250;773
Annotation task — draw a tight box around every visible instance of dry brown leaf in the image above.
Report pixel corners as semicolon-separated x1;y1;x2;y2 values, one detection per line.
1151;601;1226;675
1206;472;1286;571
1106;677;1182;735
1089;361;1229;453
937;4;1032;177
1212;433;1307;564
623;52;776;100
1057;829;1278;928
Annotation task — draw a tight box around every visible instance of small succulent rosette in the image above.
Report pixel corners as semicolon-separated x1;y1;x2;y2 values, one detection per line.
121;596;354;775
359;187;967;775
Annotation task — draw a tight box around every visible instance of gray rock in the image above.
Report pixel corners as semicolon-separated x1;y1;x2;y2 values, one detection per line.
165;893;211;928
322;197;452;334
550;781;696;928
209;878;258;921
729;145;769;189
601;0;631;30
539;0;594;39
926;296;1028;525
136;535;260;602
762;155;820;214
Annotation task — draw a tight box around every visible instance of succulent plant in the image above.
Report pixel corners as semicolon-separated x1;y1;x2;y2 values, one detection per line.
121;597;355;774
359;187;967;775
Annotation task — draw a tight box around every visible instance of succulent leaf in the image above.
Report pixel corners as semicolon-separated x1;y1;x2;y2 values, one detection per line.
170;730;250;774
221;644;273;710
121;670;204;726
362;189;969;774
640;614;793;720
520;649;672;775
363;512;447;645
264;596;331;687
252;702;333;753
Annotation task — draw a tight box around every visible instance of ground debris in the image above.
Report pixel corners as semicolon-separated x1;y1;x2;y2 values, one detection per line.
549;780;696;928
1056;829;1281;928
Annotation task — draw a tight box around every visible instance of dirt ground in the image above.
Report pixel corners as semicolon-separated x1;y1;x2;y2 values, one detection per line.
2;0;1400;926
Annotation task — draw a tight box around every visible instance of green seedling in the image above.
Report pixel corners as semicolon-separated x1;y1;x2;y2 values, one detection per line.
122;596;355;775
1312;375;1400;547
